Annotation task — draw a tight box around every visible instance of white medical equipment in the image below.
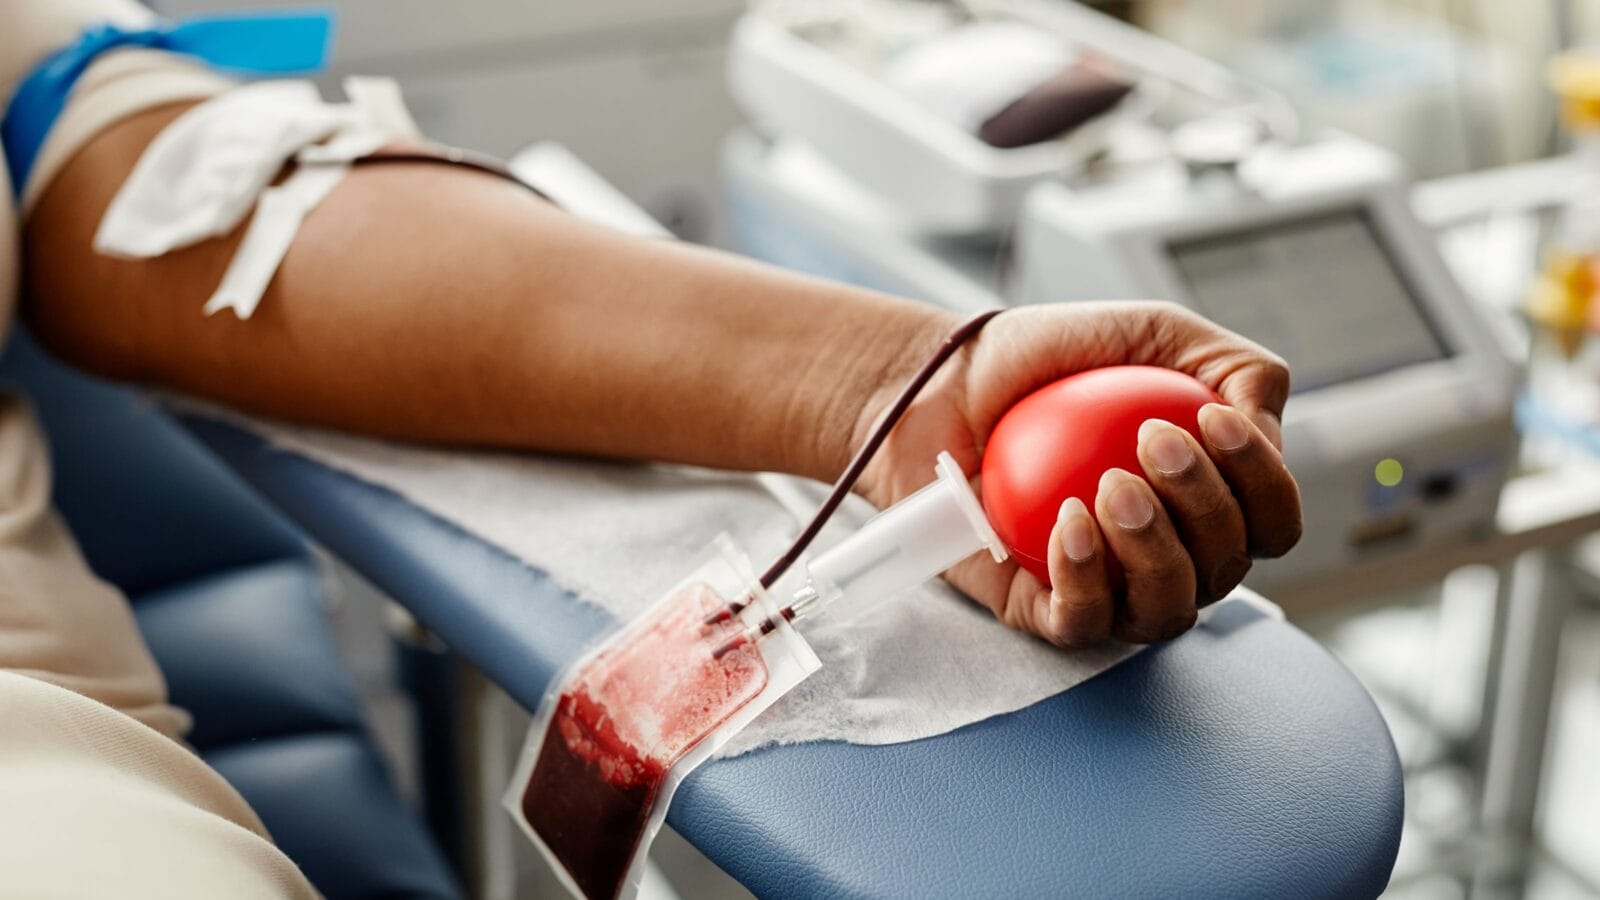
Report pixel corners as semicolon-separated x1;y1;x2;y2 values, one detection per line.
724;0;1520;591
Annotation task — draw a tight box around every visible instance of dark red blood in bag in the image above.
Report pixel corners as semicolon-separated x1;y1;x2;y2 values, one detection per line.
522;583;768;900
981;366;1219;583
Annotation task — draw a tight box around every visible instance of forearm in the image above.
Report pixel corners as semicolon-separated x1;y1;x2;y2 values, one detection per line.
22;103;953;481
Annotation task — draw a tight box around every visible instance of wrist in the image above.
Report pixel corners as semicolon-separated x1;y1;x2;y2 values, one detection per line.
791;297;957;487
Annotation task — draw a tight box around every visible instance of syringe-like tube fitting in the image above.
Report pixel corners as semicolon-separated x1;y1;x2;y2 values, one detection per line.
797;451;1008;623
710;452;1007;659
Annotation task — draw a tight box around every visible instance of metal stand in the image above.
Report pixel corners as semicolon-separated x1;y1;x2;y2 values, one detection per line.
1472;548;1578;896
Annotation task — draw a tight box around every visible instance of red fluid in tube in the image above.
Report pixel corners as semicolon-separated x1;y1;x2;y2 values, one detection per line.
981;366;1219;583
522;583;768;900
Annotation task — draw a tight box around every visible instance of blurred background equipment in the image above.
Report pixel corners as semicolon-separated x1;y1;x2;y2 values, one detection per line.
726;0;1520;596
1144;0;1538;177
155;0;748;243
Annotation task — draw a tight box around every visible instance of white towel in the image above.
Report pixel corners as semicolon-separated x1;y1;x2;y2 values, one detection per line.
187;410;1185;757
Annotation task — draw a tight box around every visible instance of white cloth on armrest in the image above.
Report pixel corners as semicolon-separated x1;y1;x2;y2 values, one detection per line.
177;407;1217;756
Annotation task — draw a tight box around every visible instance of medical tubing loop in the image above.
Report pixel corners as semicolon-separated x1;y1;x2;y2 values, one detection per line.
705;308;1005;642
334;146;556;202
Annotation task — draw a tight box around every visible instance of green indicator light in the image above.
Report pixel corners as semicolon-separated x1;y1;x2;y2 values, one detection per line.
1374;458;1404;488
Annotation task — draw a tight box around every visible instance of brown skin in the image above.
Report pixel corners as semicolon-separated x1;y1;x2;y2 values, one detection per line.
22;101;1302;647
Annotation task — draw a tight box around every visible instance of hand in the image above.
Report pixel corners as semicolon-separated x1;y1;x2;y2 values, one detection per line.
854;301;1302;647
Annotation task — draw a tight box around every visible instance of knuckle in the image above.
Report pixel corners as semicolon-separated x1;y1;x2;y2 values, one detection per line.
1159;608;1199;640
1118;613;1192;644
1179;473;1238;526
1058;583;1102;611
1202;553;1252;603
1052;616;1108;649
1150;299;1190;321
1258;354;1291;389
1129;513;1182;556
1049;588;1109;645
1118;568;1198;642
1133;301;1195;341
1252;514;1304;559
1057;589;1109;628
1041;616;1071;647
1241;470;1303;559
1233;460;1289;507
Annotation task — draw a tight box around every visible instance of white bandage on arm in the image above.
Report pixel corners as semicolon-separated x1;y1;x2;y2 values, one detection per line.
94;77;421;319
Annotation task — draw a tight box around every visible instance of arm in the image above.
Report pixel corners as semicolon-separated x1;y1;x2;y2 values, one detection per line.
22;103;943;484
22;101;1300;646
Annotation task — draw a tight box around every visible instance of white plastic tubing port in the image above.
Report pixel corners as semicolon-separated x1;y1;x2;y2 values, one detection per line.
806;451;1008;612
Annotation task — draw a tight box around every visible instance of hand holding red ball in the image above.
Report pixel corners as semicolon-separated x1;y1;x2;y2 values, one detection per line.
856;301;1303;647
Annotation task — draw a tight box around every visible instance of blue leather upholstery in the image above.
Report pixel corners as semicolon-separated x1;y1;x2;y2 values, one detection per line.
208;733;460;900
5;336;303;595
676;599;1401;898
0;333;459;900
182;413;1405;899
132;558;363;749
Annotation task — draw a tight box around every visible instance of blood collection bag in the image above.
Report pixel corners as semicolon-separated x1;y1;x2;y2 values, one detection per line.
505;537;821;900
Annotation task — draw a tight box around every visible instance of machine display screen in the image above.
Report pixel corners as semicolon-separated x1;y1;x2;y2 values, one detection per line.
1167;209;1451;395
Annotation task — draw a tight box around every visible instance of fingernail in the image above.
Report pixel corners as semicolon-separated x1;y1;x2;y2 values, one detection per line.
1199;403;1249;452
1139;419;1195;475
1057;497;1095;561
1100;469;1154;530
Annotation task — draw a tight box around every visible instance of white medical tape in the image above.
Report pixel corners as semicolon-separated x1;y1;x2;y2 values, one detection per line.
94;81;349;258
94;76;421;319
202;162;346;319
342;76;420;138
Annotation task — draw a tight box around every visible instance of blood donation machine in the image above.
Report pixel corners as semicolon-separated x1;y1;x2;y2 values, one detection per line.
723;0;1521;591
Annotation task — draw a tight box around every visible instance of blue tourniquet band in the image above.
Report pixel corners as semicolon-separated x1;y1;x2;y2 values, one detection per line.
2;8;335;196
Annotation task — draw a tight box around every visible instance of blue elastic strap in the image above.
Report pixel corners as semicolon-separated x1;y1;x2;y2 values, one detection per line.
2;8;336;197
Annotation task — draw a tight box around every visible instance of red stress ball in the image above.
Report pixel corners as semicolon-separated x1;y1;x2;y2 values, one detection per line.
980;366;1221;583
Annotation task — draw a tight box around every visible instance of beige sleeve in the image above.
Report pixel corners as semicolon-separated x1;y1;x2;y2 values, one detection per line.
0;0;155;93
1;0;234;212
0;0;229;740
0;396;320;896
0;669;318;899
0;7;310;893
0;393;192;740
